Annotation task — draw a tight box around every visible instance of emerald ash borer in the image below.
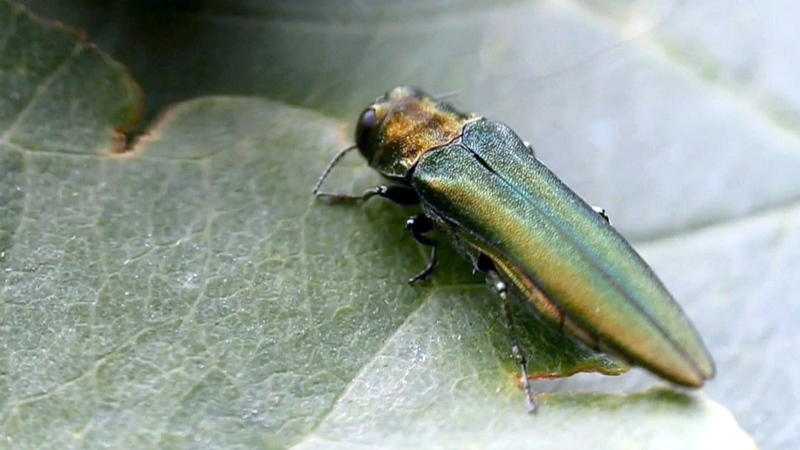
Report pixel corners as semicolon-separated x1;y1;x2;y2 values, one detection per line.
312;86;715;412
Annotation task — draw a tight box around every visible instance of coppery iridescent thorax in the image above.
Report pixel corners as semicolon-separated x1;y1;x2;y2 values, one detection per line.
369;95;479;179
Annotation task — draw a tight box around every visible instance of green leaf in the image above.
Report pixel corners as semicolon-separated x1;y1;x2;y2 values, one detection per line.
0;0;771;448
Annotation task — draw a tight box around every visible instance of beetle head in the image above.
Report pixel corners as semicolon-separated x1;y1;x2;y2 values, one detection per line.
355;86;477;180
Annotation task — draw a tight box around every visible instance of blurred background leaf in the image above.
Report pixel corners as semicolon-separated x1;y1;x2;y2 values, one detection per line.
4;0;797;448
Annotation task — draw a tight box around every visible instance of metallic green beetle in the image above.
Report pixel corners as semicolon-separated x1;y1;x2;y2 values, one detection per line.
313;86;715;412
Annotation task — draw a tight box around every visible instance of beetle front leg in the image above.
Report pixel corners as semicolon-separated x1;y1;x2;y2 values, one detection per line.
315;185;420;206
406;213;438;284
486;266;538;413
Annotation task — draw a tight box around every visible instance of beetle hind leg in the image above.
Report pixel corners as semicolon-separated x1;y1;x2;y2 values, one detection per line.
482;259;538;413
406;214;438;284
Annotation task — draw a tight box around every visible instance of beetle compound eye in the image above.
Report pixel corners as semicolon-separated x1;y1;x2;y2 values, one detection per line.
356;108;377;152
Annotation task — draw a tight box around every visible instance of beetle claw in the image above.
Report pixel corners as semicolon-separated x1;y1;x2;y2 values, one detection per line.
408;271;431;284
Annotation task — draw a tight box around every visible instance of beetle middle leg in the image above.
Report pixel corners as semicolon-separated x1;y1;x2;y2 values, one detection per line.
478;256;538;413
406;213;438;284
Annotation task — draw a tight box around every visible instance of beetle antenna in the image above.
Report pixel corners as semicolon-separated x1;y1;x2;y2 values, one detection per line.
312;144;358;195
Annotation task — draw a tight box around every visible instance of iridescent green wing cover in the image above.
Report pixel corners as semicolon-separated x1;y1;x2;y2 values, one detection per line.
410;119;715;387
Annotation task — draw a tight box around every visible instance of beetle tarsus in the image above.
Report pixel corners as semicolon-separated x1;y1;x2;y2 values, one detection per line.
488;269;538;413
409;246;437;284
407;214;438;283
313;186;386;204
